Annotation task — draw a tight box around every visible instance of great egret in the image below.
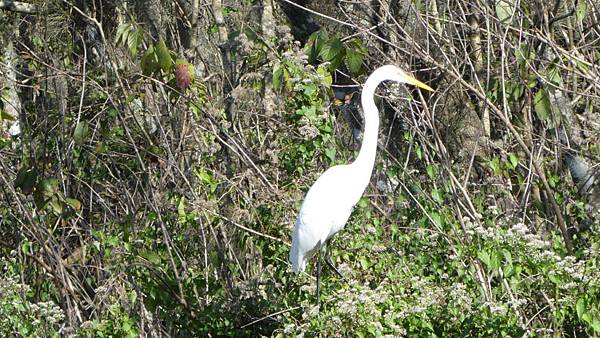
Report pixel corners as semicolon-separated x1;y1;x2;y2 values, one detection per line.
289;65;433;306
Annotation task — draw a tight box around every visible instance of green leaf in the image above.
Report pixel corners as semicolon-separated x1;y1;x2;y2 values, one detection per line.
273;63;283;89
592;317;600;334
431;189;443;203
316;66;332;88
155;39;172;73
478;250;491;269
548;273;562;285
324;148;336;162
302;106;316;120
21;240;30;255
426;164;437;179
302;83;317;97
141;46;158;76
115;23;131;46
0;108;15;120
345;48;363;75
490;251;500;270
576;0;587;23
508;153;519;169
489;157;501;175
37;178;59;197
508;81;524;101
359;257;369;269
65;198;81;211
141;250;161;264
502;249;513;267
582;312;592;324
127;29;142;55
40;178;59;195
495;0;515;24
178;196;186;219
73;121;90;145
415;144;423;160
576;298;586;320
49;196;63;214
516;44;532;68
534;89;552;124
544;66;563;86
319;38;343;62
305;31;328;62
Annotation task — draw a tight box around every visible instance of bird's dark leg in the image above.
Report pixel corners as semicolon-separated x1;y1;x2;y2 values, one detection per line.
316;242;323;308
325;238;344;279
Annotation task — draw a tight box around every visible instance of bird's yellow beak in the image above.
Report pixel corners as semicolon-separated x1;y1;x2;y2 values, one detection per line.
404;74;434;92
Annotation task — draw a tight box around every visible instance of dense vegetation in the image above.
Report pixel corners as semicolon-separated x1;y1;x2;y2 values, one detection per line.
0;0;598;336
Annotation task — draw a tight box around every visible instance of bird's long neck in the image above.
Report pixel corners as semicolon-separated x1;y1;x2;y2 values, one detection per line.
352;77;380;182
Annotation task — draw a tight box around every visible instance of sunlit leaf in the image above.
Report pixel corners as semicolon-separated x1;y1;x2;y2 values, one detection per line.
495;0;515;24
509;153;519;169
178;196;186;219
431;189;443;203
127;29;142;55
576;0;587;23
115;23;131;46
478;250;491;269
576;298;586;320
592;317;600;334
65;198;82;211
324;148;336;162
141;251;161;264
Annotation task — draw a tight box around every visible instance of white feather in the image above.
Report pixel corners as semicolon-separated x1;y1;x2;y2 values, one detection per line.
288;65;433;275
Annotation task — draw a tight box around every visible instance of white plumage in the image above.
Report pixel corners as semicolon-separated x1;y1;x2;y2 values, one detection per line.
288;65;433;305
290;65;433;282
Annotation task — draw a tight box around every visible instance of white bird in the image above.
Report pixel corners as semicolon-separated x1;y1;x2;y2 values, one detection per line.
289;65;433;306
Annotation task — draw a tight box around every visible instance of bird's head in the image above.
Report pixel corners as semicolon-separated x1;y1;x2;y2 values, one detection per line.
371;65;434;92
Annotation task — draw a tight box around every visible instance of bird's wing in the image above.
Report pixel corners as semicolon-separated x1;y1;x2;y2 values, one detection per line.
297;165;358;239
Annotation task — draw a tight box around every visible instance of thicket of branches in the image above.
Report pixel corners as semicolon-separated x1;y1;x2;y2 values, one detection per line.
0;0;598;336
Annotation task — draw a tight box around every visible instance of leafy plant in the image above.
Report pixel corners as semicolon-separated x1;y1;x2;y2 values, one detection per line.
0;265;65;337
304;31;368;75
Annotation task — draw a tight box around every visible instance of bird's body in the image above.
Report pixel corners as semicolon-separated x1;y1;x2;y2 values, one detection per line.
290;164;367;272
288;65;433;304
